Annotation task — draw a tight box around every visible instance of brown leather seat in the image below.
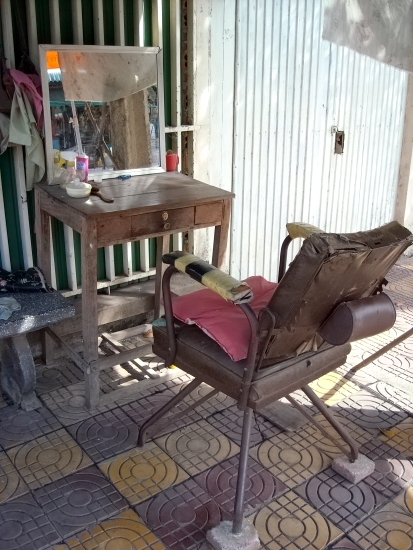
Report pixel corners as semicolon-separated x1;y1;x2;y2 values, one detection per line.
138;221;413;537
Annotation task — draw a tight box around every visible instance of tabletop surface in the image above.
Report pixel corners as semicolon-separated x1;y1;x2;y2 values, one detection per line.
35;172;234;218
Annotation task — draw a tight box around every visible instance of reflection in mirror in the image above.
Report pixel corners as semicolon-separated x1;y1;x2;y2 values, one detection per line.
40;45;165;183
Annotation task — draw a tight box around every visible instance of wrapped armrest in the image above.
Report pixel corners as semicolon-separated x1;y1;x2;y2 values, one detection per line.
286;222;324;240
163;251;253;304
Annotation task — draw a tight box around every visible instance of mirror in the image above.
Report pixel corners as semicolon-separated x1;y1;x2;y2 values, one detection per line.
39;45;166;183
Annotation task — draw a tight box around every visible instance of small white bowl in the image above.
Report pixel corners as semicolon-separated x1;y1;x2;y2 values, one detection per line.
66;183;92;198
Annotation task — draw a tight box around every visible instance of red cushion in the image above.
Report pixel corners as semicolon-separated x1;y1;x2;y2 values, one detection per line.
172;276;278;361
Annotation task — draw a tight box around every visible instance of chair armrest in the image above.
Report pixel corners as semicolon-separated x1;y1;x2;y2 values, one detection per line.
163;251;253;304
286;222;324;240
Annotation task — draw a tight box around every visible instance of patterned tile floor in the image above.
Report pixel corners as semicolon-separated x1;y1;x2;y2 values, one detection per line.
1;260;413;549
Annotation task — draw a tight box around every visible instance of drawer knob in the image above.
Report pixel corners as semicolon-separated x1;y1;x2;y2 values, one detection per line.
162;212;169;221
164;222;171;230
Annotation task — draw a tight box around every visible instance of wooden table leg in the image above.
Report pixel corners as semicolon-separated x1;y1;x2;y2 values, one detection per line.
81;218;100;410
212;198;231;268
35;190;55;364
154;235;170;319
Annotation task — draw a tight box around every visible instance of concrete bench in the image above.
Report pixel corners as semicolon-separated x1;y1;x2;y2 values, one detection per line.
0;292;75;410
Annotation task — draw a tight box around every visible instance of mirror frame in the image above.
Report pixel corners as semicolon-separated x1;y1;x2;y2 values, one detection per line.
39;44;166;183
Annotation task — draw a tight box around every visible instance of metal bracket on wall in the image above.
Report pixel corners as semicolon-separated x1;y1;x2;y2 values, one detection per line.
331;126;345;154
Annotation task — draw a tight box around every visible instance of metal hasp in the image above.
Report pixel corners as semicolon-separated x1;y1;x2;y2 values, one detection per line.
335;130;345;154
0;292;75;410
331;126;345;154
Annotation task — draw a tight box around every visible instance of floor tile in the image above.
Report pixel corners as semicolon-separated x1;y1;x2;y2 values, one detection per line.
347;502;413;550
194;454;288;515
251;490;343;550
32;465;128;539
357;439;413;499
0;405;62;450
328;538;363;549
39;384;95;427
379;418;413;455
294;468;386;533
308;372;360;406
0;492;60;550
367;381;413;415
332;390;408;435
135;478;228;550
289;411;371;460
250;431;331;489
337;364;377;388
0;451;29;503
207;405;282;447
121;390;203;436
6;429;92;490
356;352;413;395
67;407;139;462
99;441;188;506
155;419;239;476
35;359;83;395
394;486;413;515
55;509;166;550
169;381;236;418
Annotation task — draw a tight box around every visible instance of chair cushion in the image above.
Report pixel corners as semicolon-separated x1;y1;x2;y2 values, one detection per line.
153;323;350;409
171;276;278;361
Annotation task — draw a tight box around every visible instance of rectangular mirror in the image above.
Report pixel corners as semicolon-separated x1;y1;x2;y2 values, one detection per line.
39;44;166;183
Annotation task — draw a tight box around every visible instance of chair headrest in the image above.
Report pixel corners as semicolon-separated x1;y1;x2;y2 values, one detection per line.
265;221;412;361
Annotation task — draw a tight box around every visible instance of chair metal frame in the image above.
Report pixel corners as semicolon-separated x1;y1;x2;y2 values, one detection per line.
138;222;412;535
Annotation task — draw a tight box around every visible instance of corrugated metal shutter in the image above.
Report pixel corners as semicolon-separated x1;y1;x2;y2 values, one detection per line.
230;0;408;281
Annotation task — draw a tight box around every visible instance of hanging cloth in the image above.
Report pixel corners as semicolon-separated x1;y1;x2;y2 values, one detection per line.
7;81;45;189
10;69;43;132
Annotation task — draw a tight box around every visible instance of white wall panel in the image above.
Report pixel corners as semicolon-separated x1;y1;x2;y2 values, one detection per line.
195;0;408;281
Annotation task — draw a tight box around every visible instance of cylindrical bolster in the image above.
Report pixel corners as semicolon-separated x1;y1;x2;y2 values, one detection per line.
162;251;252;303
318;293;396;346
286;222;324;240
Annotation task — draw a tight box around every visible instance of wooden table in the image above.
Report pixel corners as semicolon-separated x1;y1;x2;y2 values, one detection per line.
34;172;234;408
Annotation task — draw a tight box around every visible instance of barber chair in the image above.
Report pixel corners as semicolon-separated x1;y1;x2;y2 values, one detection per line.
138;221;412;550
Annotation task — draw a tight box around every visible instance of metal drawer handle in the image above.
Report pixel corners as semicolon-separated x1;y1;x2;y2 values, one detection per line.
162;212;169;220
164;222;171;230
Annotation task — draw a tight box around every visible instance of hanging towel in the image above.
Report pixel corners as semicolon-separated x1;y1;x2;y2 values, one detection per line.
7;82;45;189
10;69;43;131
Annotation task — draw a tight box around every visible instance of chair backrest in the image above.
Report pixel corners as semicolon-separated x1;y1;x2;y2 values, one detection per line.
264;221;413;362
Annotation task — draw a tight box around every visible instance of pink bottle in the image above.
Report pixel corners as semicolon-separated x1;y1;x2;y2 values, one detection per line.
76;153;89;182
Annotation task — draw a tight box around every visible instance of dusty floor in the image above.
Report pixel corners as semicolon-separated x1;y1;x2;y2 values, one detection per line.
1;259;413;550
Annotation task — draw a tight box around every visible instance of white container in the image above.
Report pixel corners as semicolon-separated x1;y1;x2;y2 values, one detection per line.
66;183;92;198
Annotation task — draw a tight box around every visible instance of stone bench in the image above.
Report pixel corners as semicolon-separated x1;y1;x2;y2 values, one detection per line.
0;292;75;410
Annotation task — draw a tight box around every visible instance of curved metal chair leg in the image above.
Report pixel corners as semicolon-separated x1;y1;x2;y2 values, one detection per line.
137;378;201;446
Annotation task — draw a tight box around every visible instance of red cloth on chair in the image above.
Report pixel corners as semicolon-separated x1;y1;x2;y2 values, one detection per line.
172;276;278;361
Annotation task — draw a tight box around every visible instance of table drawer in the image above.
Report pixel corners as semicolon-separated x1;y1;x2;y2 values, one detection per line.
132;207;195;237
97;217;132;246
195;202;223;225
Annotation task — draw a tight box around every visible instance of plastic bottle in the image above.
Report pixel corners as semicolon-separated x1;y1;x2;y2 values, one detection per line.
76;153;89;182
66;159;76;181
53;154;62;180
60;151;78;188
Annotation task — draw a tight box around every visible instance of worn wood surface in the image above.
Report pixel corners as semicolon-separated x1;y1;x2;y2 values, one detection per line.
35;172;234;218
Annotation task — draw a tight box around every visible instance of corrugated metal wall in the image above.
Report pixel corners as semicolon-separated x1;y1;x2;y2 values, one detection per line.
230;0;408;281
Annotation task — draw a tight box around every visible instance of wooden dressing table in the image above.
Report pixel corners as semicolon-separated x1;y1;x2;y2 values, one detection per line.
35;172;234;409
